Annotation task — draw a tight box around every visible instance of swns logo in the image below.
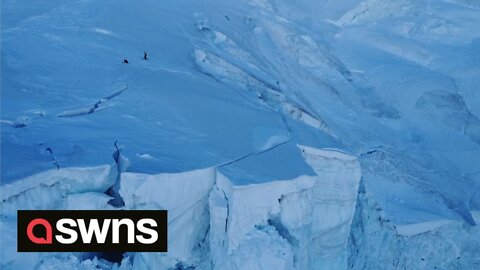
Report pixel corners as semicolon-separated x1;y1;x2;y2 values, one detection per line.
18;210;167;252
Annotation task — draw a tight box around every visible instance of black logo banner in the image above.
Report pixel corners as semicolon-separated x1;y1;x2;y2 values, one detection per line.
17;210;167;252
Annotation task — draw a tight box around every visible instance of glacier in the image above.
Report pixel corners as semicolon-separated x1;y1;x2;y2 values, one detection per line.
1;0;480;269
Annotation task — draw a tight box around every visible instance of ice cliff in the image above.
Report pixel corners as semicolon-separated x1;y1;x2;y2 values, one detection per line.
2;0;480;269
1;146;362;269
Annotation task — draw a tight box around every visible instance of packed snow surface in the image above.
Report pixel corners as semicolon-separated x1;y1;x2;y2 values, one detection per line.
2;0;480;269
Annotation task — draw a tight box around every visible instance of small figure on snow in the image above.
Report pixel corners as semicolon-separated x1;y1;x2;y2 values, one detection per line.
123;59;129;64
143;51;148;60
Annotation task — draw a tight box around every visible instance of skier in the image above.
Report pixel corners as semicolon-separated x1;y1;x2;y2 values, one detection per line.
143;51;148;60
123;59;129;64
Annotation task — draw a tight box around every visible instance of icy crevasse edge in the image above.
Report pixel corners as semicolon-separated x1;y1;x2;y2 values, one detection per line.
0;165;118;269
348;181;480;269
0;145;361;270
208;145;361;270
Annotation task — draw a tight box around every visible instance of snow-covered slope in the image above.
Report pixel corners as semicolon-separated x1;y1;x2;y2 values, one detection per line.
348;182;480;269
1;0;480;269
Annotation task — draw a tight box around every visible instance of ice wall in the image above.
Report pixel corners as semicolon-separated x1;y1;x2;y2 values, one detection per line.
348;182;480;270
209;146;361;270
2;0;480;269
119;168;216;269
0;166;117;269
0;145;361;270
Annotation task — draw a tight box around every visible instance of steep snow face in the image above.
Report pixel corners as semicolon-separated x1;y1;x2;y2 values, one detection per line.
209;147;361;270
240;0;480;226
0;146;361;270
348;182;480;269
1;165;117;217
3;0;479;223
0;166;117;269
119;168;216;268
298;146;361;269
2;0;480;269
1;0;318;184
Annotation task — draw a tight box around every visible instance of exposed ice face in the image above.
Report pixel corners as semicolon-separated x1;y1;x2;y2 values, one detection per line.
0;146;361;270
1;166;117;218
209;147;361;270
348;182;480;270
0;166;117;269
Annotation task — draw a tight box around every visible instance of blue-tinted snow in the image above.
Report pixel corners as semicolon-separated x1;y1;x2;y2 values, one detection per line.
1;0;335;185
2;0;480;226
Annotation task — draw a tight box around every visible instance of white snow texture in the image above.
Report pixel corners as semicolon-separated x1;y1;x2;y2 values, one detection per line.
1;0;480;269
